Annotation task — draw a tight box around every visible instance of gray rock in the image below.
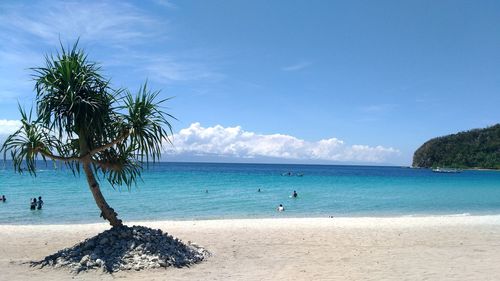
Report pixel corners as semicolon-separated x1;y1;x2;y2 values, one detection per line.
79;255;90;265
121;264;132;270
85;240;96;249
95;259;104;267
103;247;112;255
32;225;207;273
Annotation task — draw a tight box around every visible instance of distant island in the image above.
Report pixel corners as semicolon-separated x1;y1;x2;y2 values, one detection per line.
412;124;500;169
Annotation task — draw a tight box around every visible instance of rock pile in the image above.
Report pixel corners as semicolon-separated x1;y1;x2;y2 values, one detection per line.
31;225;209;273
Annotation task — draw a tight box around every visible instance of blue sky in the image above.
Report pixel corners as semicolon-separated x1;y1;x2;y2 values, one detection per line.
0;0;499;165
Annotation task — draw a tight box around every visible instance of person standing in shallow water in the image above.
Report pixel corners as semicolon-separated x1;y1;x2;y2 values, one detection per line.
277;204;285;212
0;195;5;202
37;196;44;210
292;190;298;198
30;198;36;210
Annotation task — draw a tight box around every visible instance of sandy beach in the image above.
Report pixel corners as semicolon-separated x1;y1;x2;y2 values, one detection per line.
1;216;500;281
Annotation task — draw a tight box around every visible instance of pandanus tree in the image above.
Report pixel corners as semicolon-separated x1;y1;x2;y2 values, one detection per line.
1;42;174;227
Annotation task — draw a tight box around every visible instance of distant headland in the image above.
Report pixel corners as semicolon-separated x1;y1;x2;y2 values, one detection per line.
413;124;500;169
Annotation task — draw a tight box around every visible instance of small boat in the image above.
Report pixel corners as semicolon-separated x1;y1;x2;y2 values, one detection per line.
432;167;462;173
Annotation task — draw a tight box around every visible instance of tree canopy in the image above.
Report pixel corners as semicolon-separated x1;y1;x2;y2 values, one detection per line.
412;124;500;169
1;41;175;226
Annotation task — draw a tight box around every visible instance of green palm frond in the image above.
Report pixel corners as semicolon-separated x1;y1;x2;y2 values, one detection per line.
123;83;175;164
1;106;53;175
2;41;176;190
32;41;118;140
92;144;143;189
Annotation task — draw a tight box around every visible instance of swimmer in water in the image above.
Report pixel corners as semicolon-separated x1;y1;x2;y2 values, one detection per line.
277;204;285;212
292;190;298;198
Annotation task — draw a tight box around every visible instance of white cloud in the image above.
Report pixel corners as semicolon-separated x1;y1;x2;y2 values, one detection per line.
0;1;161;45
134;55;225;83
152;0;177;9
282;61;312;72
0;0;223;103
0;121;400;163
0;120;21;135
0;1;164;103
166;123;399;163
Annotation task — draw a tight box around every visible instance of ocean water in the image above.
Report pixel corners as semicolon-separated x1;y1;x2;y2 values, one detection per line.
1;162;500;224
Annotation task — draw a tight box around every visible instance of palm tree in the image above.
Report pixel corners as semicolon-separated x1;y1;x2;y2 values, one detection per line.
1;42;174;227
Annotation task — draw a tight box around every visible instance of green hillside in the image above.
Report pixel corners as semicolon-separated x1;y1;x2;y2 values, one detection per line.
412;124;500;169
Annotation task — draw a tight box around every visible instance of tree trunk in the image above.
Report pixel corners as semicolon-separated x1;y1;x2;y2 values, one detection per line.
82;160;123;227
78;129;123;227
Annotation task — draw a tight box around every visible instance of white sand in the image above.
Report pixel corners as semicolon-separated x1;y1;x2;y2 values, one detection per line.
1;216;500;280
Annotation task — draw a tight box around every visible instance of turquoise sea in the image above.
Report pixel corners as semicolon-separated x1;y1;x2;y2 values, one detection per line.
1;162;500;224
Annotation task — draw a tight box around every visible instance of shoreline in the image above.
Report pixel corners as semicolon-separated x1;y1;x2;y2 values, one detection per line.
2;213;500;227
465;167;500;171
409;165;500;171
